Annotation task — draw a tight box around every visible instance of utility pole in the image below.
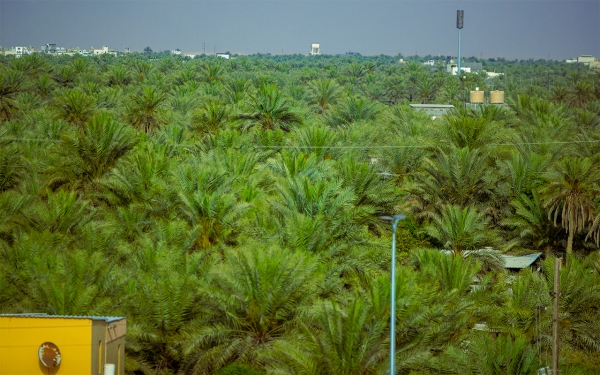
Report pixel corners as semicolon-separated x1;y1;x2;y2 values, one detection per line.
552;257;561;375
203;42;205;55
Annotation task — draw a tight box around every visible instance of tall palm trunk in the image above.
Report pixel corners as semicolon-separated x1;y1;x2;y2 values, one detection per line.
567;220;574;254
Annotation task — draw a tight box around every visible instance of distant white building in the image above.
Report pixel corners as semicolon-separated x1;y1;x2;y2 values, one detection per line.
5;46;35;58
446;62;482;75
216;52;230;59
577;55;596;65
93;46;117;56
566;55;597;65
310;43;320;56
171;49;182;55
448;64;471;75
485;71;504;78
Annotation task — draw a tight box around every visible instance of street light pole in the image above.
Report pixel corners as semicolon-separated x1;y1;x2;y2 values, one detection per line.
380;214;406;375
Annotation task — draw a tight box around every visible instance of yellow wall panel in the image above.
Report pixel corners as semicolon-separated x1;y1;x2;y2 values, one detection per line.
0;317;92;375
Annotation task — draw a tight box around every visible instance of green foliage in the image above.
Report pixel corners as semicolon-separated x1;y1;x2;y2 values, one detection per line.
2;53;600;375
216;364;264;375
422;204;499;254
238;84;302;131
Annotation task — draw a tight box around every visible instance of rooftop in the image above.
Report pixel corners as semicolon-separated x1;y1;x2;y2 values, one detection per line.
409;104;455;109
0;314;125;322
501;252;542;269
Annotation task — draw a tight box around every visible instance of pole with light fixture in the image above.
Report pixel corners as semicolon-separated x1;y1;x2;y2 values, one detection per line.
380;214;406;375
457;10;464;76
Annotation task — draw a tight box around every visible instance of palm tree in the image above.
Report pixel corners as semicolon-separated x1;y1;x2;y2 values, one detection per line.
34;74;55;99
223;78;251;106
0;140;26;192
182;245;320;374
440;333;540;374
52;88;96;127
53;65;76;88
307;78;342;113
124;240;208;375
267;295;387;375
325;96;380;127
423;204;499;256
500;151;550;198
405;147;500;213
191;101;231;134
106;64;132;87
289;125;341;160
414;76;438;104
238;84;302;131
434;115;516;153
334;157;400;231
503;191;564;253
126;86;169;133
102;140;173;208
541;156;600;254
200;60;225;83
45;113;137;194
24;189;95;235
382;73;406;104
0;69;27;121
270;175;371;254
18;248;119;316
131;59;154;84
568;80;594;108
174;181;248;250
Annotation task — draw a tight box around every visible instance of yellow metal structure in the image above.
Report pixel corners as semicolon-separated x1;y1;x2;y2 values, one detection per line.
470;89;484;103
489;90;505;104
0;314;126;375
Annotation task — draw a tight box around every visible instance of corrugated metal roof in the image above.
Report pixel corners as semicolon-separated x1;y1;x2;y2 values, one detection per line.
440;249;543;269
500;252;542;269
0;314;125;322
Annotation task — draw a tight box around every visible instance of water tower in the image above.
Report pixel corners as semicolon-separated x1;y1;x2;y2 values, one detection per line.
310;43;321;56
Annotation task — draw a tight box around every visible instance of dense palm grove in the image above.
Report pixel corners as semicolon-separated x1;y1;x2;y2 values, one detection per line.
1;51;600;374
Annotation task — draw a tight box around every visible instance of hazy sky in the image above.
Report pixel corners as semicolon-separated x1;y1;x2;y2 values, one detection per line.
0;0;598;60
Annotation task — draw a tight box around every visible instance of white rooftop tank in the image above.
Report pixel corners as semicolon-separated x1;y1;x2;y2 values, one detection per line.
310;43;320;56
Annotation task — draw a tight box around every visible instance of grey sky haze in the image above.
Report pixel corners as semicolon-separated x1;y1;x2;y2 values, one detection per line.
1;0;598;60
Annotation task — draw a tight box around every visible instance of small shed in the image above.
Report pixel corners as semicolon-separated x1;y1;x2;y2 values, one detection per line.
0;314;126;375
500;252;543;270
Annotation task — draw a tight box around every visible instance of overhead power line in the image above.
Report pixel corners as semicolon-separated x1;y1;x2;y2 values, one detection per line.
255;139;600;149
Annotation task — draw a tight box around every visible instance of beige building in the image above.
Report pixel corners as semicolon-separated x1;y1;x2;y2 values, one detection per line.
577;55;596;65
93;46;117;56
